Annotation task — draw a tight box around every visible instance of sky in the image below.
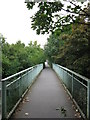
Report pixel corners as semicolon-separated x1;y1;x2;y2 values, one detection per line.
0;0;89;48
0;0;49;48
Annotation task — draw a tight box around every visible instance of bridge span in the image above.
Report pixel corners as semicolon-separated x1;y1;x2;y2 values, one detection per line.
1;63;90;119
11;67;77;118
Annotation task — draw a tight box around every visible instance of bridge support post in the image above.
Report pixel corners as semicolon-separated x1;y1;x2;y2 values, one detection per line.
1;81;7;119
72;74;73;98
87;80;90;119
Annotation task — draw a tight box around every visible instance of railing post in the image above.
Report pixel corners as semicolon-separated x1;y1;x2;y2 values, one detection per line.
63;69;64;83
72;74;74;98
2;81;7;119
19;76;22;98
87;80;90;119
27;71;29;87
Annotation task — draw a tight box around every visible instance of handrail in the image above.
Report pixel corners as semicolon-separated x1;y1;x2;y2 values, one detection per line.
57;64;89;82
1;66;33;82
1;64;43;119
52;63;90;119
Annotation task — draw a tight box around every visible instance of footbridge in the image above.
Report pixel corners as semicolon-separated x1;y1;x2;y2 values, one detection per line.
0;63;90;119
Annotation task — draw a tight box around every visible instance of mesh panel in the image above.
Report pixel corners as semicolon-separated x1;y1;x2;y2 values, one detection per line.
2;64;43;118
66;73;72;94
7;79;20;113
73;78;87;116
53;64;88;118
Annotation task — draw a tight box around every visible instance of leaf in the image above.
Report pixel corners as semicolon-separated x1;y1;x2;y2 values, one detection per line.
25;113;29;116
56;107;60;110
67;5;71;9
36;29;40;35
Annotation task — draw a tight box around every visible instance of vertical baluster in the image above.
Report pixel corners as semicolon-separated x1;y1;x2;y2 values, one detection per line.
2;81;7;119
87;80;90;119
72;73;73;98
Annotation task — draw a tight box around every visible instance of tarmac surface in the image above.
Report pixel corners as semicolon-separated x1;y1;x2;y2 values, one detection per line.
11;67;80;118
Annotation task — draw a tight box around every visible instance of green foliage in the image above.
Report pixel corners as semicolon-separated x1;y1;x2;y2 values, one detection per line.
44;25;71;64
25;1;90;35
25;1;90;78
45;21;90;78
2;39;46;78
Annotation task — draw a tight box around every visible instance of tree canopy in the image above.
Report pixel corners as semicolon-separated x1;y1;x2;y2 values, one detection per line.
24;0;90;78
1;0;90;79
25;0;90;34
44;20;90;78
1;38;46;78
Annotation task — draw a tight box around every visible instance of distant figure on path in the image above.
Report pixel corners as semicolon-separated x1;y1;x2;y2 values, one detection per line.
45;60;49;68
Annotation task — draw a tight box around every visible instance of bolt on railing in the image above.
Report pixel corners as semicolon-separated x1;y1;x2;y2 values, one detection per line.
52;63;90;119
1;64;43;119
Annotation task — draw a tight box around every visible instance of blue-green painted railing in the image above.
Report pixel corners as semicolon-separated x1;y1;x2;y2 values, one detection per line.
0;81;1;119
1;64;43;119
52;63;90;119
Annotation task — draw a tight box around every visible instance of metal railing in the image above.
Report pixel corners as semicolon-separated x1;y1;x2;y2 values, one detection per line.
52;63;90;119
1;64;43;119
0;82;1;120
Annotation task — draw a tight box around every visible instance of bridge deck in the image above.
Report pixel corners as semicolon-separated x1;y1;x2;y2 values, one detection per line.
11;68;79;118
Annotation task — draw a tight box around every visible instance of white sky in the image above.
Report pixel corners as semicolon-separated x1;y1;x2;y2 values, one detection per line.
0;0;49;48
0;0;89;48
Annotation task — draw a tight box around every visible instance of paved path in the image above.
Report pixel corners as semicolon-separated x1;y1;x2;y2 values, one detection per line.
11;68;79;118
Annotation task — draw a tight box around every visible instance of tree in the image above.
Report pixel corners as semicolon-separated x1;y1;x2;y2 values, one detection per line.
25;0;90;35
44;30;62;63
44;19;90;78
26;41;46;65
2;38;46;78
44;26;71;65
